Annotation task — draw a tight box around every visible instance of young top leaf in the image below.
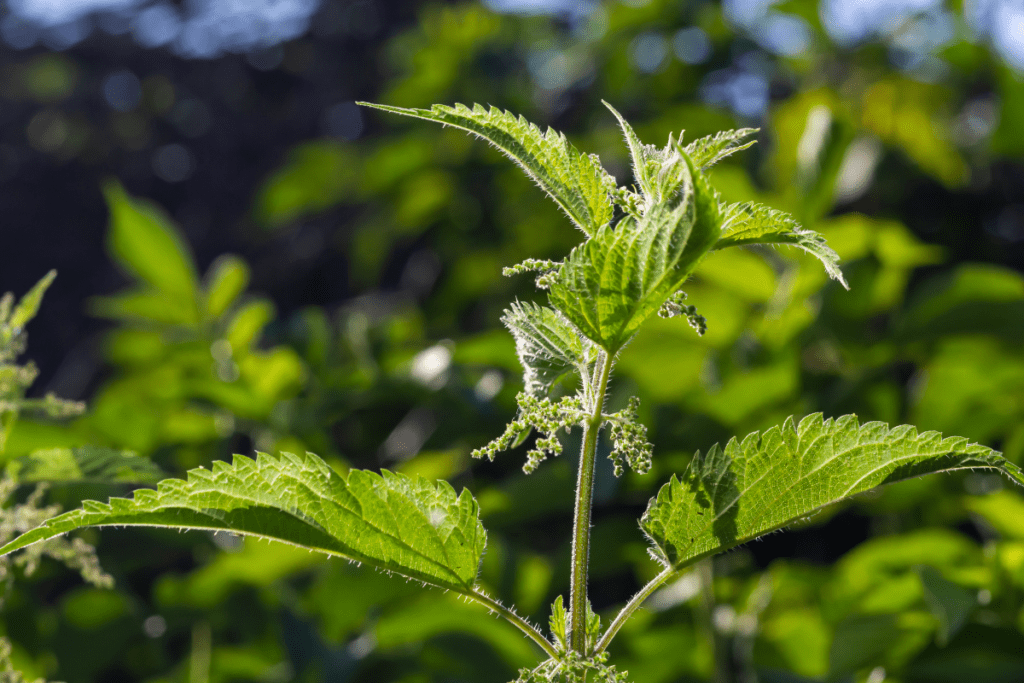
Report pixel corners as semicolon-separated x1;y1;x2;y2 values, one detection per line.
359;102;615;236
0;452;487;593
713;201;849;288
683;128;758;170
604;102;696;214
502;302;595;397
641;413;1024;571
603;102;757;207
549;150;721;353
603;101;660;201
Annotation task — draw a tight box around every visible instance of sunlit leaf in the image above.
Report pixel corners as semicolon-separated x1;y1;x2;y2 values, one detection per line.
683;128;758;170
102;181;199;315
603;101;660;200
642;414;1024;570
549;151;721;352
361;102;615;235
0;452;487;592
204;255;250;319
713;202;848;289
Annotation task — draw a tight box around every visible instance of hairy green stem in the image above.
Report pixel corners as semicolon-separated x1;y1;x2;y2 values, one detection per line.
569;351;614;654
468;588;559;659
594;565;676;653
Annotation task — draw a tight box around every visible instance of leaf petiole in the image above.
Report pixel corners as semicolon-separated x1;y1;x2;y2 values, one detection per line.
593;565;676;653
467;588;559;659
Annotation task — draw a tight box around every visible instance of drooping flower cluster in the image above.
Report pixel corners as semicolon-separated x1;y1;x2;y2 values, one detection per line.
471;393;586;473
502;259;562;290
657;290;707;336
605;396;654;477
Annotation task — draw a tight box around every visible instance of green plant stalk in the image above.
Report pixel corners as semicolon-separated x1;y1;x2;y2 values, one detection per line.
468;588;559;659
595;565;676;653
569;351;614;654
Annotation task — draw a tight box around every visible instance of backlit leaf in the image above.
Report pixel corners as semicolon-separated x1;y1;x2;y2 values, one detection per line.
102;182;200;315
642;414;1023;570
713;202;848;288
0;452;487;592
549;150;721;352
684;128;758;170
360;102;614;235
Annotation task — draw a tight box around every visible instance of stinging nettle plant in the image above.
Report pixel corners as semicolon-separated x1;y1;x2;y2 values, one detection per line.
3;102;1023;682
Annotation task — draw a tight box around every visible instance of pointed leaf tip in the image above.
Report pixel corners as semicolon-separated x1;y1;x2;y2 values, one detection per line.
361;101;614;235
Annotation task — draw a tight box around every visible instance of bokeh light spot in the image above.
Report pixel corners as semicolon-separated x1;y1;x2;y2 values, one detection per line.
152;143;194;183
102;69;141;112
673;27;712;64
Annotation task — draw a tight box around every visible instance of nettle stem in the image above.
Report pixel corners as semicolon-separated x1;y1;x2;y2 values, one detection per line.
569;350;614;654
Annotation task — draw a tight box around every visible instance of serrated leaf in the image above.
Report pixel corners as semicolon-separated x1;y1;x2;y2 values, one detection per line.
642;414;1024;570
549;151;721;352
713;202;849;288
502;302;593;396
8;446;163;485
684;128;758;170
360;102;614;235
549;595;568;652
603;101;659;200
603;101;697;214
0;452;487;592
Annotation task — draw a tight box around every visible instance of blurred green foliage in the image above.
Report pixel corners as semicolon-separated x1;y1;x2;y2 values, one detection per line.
2;0;1024;681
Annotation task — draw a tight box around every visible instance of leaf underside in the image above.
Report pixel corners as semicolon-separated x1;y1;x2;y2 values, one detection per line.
359;102;614;235
642;413;1024;569
549;151;721;353
713;201;849;288
684;128;759;170
0;452;487;592
502;302;594;397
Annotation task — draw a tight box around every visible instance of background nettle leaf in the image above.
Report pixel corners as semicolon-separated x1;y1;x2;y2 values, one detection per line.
502;302;595;397
641;413;1024;570
713;201;849;288
7;446;162;485
358;102;615;235
549;152;721;352
0;452;487;592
